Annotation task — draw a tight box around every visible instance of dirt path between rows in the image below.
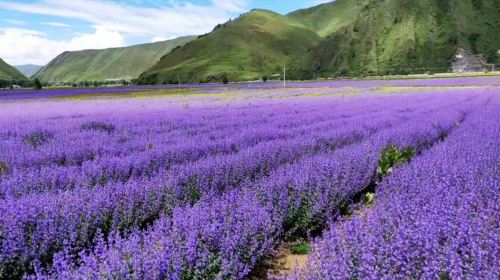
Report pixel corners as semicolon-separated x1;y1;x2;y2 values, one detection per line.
248;246;309;279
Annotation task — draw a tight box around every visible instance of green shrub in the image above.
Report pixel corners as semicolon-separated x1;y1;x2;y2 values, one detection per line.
377;145;415;177
290;241;311;255
364;192;376;205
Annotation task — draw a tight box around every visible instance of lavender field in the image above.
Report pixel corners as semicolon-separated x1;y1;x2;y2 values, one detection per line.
0;77;498;280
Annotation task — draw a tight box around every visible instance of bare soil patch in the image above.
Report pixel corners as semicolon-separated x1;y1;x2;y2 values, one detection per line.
248;245;308;279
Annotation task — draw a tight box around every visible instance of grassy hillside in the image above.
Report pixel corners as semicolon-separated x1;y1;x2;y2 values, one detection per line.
34;36;196;84
0;58;26;81
14;64;43;78
287;0;361;37
138;10;322;84
289;0;500;77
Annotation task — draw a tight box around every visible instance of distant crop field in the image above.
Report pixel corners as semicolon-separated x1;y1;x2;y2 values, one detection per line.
0;77;498;279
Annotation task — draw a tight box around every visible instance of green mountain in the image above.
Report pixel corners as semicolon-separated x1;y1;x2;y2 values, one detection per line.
138;9;322;84
139;0;500;82
34;36;196;84
14;64;43;78
0;58;26;81
290;0;500;77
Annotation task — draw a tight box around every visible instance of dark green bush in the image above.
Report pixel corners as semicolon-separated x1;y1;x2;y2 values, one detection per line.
33;78;43;90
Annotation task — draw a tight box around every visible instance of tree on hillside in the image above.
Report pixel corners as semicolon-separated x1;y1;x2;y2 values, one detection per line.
33;78;43;90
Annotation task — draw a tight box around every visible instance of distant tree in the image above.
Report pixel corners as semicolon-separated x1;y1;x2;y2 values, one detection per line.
33;78;43;90
471;0;483;9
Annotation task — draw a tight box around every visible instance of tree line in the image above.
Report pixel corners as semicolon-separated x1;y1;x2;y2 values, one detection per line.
0;79;132;91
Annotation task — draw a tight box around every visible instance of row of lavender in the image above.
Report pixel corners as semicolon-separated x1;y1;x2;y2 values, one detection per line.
18;92;494;279
0;99;387;198
0;93;444;277
291;97;499;279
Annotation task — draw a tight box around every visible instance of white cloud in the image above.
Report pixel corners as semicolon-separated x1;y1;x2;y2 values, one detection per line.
0;0;248;37
309;0;334;6
0;27;125;65
213;0;248;12
3;19;26;26
44;22;71;27
151;36;174;43
0;0;249;64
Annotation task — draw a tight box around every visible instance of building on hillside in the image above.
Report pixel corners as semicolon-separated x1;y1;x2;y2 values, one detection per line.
451;48;487;73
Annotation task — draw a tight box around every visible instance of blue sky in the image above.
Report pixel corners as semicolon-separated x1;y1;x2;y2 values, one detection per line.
0;0;330;65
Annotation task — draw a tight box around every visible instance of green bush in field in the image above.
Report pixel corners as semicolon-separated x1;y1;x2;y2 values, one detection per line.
377;145;415;177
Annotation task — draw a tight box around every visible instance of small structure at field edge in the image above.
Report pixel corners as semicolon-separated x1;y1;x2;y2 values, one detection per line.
451;48;487;73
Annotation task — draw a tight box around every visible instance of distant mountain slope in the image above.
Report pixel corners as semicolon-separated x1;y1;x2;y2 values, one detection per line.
34;36;196;83
0;58;26;81
14;64;43;77
138;9;322;84
289;0;500;77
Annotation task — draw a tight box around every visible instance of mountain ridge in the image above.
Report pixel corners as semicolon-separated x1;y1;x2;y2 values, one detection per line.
0;58;26;81
34;36;196;83
14;64;43;78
